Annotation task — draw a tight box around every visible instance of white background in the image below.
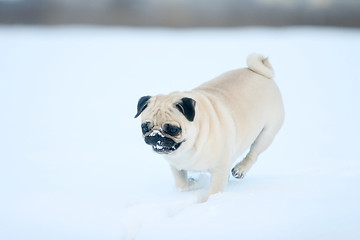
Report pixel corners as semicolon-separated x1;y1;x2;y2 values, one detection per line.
0;27;359;240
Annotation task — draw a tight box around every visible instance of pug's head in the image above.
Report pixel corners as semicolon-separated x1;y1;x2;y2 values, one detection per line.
134;94;196;155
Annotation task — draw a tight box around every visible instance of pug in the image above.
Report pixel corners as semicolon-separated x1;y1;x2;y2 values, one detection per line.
135;53;284;202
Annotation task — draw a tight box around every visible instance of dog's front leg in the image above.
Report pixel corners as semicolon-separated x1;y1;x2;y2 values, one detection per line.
170;165;193;191
201;167;230;202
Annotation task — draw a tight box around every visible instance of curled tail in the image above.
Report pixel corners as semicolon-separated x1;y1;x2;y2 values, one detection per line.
247;53;274;79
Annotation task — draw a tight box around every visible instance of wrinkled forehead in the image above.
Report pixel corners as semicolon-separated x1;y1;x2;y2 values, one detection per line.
142;96;180;126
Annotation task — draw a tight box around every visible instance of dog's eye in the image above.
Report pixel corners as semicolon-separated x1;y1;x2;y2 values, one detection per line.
164;124;181;136
141;123;151;135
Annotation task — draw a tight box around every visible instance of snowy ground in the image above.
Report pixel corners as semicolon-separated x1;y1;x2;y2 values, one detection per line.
0;26;359;240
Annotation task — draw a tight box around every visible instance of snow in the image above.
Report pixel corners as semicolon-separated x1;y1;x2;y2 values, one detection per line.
0;26;360;240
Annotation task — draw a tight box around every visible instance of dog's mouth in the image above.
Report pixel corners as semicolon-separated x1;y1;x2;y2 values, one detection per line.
144;132;183;154
152;141;182;154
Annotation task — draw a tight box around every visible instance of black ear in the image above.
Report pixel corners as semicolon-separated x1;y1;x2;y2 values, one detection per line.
134;95;151;118
175;97;196;122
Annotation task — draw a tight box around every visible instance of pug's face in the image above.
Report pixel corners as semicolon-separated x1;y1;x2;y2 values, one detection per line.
135;95;196;155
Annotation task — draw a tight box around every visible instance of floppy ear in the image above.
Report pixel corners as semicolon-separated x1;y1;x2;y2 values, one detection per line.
134;95;151;118
175;97;196;122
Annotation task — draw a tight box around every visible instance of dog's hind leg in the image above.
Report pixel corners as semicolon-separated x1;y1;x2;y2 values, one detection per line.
232;124;281;179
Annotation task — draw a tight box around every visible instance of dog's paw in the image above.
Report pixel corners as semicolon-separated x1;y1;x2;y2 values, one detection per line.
231;165;249;179
231;168;245;179
178;175;209;192
178;178;197;191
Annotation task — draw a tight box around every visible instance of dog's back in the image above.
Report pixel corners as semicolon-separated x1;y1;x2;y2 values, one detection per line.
194;53;284;158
